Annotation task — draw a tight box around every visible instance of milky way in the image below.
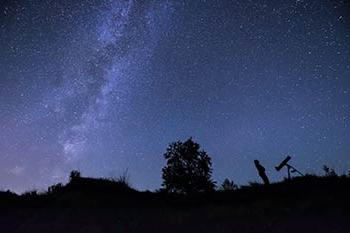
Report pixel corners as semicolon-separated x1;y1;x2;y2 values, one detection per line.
1;0;350;193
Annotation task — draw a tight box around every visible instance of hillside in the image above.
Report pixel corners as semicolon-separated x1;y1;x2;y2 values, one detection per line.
1;175;349;233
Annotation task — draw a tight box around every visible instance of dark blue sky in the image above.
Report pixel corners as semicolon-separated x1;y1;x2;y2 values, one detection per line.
1;0;349;193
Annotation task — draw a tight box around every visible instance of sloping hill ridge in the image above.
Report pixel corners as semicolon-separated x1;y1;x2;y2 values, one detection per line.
1;175;349;233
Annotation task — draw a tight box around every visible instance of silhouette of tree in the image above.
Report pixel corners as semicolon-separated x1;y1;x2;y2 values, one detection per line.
161;138;215;194
220;178;238;191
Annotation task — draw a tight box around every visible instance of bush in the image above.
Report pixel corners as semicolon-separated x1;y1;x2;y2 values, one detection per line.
110;169;132;189
48;183;63;194
220;178;238;191
323;165;337;177
22;190;38;198
69;170;81;181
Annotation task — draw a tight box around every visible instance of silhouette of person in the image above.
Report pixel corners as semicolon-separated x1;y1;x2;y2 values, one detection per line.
254;160;270;185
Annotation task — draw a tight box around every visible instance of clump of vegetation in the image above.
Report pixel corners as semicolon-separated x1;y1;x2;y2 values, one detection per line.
220;178;238;191
110;169;132;190
69;170;81;181
47;183;63;194
323;165;337;177
22;190;38;198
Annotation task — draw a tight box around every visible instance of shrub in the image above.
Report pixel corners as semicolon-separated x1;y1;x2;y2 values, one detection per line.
323;165;337;177
69;170;81;181
220;178;238;191
48;183;63;194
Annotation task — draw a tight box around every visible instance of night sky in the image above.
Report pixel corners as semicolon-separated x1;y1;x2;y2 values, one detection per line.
1;0;350;193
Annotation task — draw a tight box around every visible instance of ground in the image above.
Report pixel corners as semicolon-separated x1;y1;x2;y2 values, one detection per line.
1;175;349;233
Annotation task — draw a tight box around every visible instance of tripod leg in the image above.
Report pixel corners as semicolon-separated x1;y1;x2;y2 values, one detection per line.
287;167;291;180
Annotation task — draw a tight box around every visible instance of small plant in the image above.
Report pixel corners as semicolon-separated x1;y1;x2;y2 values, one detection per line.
48;183;63;194
69;170;81;181
113;169;132;188
220;178;238;191
22;190;38;197
323;165;337;177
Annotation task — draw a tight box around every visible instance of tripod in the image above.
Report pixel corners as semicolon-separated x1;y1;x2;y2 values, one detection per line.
286;164;304;180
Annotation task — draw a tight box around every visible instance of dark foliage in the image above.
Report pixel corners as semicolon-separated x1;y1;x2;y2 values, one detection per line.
111;169;132;189
64;170;135;195
220;178;238;191
47;183;63;194
323;165;338;177
69;170;81;181
161;138;215;194
22;190;38;198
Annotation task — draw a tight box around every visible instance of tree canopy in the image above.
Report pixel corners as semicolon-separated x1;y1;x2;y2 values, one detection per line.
161;138;215;194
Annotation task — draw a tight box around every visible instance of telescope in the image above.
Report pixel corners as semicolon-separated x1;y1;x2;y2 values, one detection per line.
275;156;291;171
275;155;303;179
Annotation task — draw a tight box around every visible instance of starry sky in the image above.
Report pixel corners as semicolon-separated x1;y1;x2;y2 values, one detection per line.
1;0;349;193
